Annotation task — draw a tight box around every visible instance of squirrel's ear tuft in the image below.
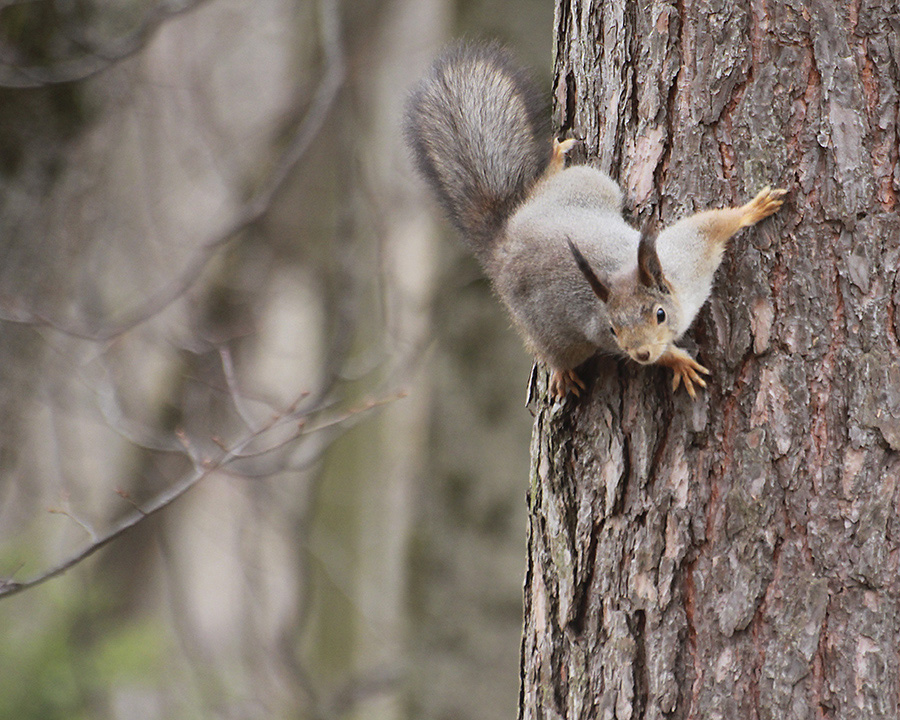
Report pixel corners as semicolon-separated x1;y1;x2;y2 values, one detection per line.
637;233;668;293
567;238;610;303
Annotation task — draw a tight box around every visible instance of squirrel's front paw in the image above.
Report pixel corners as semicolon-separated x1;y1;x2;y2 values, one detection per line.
741;186;787;227
659;347;710;399
549;367;586;401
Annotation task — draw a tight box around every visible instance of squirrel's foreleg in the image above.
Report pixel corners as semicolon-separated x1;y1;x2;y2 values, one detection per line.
738;186;788;228
691;186;787;249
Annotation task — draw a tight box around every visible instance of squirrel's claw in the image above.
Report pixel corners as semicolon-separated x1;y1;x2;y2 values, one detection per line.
549;367;586;401
660;347;709;400
672;362;709;399
741;186;788;227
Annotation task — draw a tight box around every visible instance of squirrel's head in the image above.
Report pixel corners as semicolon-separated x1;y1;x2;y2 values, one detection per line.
567;235;680;365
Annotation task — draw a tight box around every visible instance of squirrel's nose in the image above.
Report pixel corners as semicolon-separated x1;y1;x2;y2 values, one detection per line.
635;350;651;363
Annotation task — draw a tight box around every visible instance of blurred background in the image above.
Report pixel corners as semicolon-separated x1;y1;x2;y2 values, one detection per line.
0;1;551;718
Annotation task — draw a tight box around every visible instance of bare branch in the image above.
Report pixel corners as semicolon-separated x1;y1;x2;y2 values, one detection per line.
94;362;186;453
0;0;213;88
0;385;400;601
47;505;98;542
0;0;346;342
0;435;244;599
229;391;407;463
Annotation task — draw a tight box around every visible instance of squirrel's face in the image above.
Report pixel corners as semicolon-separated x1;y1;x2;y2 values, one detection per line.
605;289;678;365
567;233;679;364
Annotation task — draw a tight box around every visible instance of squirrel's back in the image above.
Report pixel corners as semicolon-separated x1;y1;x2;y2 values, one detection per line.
404;43;550;261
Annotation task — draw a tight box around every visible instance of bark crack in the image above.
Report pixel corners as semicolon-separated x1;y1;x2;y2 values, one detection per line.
625;607;649;720
683;559;702;720
888;270;900;352
655;0;682;205
563;70;577;136
567;519;600;637
811;592;833;719
809;233;845;494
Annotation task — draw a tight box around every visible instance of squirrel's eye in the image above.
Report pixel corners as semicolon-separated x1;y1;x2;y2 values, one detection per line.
609;326;617;337
656;307;666;324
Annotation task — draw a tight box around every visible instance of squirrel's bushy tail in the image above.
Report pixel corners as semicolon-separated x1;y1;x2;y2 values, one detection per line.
405;42;550;258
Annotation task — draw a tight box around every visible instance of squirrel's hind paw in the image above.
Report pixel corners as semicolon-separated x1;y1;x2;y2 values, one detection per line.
549;367;586;401
741;186;787;227
547;138;577;175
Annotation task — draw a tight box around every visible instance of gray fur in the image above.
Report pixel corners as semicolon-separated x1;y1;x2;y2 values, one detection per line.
491;166;645;369
404;42;549;262
655;216;726;330
404;45;764;385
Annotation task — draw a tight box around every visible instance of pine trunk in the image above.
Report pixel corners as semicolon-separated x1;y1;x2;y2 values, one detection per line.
520;2;900;719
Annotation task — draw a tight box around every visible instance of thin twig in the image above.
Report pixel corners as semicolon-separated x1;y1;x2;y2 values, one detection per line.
0;386;399;601
219;346;260;432
47;507;98;542
0;405;279;600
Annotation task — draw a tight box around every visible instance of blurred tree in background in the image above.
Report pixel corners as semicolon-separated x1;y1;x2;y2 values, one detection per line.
0;0;550;718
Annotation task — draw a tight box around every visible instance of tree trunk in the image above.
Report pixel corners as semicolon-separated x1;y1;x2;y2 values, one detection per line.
521;2;900;719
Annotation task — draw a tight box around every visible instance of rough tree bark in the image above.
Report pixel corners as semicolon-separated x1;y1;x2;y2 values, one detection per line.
521;2;900;719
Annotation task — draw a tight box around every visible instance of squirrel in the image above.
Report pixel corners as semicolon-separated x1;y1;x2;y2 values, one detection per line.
404;42;786;400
